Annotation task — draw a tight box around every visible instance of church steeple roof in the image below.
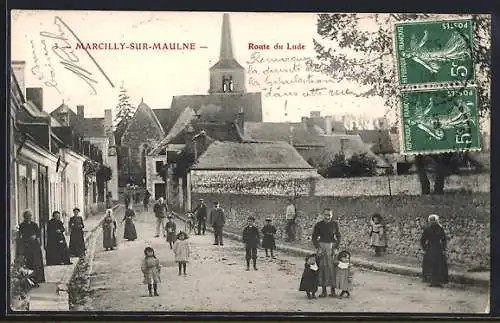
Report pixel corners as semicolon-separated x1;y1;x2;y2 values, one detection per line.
210;13;243;70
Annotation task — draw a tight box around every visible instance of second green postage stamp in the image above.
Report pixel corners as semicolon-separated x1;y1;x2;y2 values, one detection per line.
400;87;481;154
395;19;475;86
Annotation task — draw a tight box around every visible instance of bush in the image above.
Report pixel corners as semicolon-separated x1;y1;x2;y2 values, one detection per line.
319;152;378;178
10;257;35;311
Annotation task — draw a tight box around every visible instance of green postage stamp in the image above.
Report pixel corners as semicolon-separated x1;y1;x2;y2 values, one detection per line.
400;87;481;154
395;19;475;86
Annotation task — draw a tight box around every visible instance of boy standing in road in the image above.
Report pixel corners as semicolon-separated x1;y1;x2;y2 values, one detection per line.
242;216;260;271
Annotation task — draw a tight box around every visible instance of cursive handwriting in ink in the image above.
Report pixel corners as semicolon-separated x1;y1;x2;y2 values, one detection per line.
30;40;44;81
30;40;61;93
40;40;60;92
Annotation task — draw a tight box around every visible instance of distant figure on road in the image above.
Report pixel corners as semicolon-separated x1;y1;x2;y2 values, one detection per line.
261;217;277;258
106;192;113;209
153;197;169;238
210;201;226;246
285;200;296;242
102;209;117;251
193;198;207;235
242;216;260;271
141;247;161;297
312;208;341;298
299;253;319;299
122;205;137;241
173;231;191;276
143;190;151;211
134;190;141;205
335;250;354;298
19;209;45;286
165;215;177;249
420;214;449;287
69;208;86;257
124;192;131;209
369;213;388;256
46;211;71;265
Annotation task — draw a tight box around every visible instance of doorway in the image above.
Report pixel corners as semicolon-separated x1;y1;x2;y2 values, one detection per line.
154;183;166;200
38;165;49;249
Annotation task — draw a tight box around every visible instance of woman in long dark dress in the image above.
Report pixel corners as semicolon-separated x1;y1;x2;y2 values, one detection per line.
143;190;151;212
122;205;138;241
69;207;86;257
18;210;45;286
102;209;118;251
420;214;449;287
46;211;71;265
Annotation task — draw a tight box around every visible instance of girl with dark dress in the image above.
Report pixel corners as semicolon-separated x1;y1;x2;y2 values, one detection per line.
46;211;71;265
122;205;138;241
261;218;277;259
421;214;449;287
143;190;151;211
18;210;45;286
165;216;177;249
102;209;118;251
299;253;319;299
69;208;86;257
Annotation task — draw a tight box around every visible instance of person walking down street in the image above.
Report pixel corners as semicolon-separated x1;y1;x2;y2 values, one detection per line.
421;214;449;287
153;197;169;238
124;192;131;209
242;216;260;271
134;190;141;205
18;210;45;286
143;190;151;212
312;208;341;298
141;247;161;297
334;250;354;298
122;205;138;241
102;209;118;251
285;200;296;242
261;217;277;259
106;192;113;209
369;213;388;257
46;211;71;265
299;253;319;299
193;198;207;235
69;208;86;257
173;231;191;276
210;201;226;246
165;215;177;249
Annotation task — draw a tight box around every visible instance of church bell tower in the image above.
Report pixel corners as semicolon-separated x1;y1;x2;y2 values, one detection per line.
208;13;246;94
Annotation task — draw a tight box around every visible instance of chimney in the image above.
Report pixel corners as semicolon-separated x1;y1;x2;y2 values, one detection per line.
310;111;321;118
77;105;85;119
237;107;245;134
12;61;26;98
26;88;43;111
325;115;333;135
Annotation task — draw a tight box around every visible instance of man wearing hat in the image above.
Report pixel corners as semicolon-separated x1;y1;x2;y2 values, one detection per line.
242;216;260;271
193;198;207;235
209;201;226;245
153;197;169;238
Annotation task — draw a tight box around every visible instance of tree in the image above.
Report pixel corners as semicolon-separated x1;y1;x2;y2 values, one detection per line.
309;13;491;194
320;152;378;178
114;84;135;132
96;165;112;202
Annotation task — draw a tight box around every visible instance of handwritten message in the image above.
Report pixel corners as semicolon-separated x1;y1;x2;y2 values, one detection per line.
246;51;357;98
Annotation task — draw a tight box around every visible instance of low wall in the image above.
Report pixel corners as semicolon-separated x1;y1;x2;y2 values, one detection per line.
315;173;490;196
193;193;490;269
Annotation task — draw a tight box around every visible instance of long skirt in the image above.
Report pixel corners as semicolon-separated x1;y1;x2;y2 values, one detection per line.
69;229;86;257
422;246;449;285
22;240;45;284
123;220;137;241
317;242;336;287
103;227;117;249
262;235;276;250
46;236;71;265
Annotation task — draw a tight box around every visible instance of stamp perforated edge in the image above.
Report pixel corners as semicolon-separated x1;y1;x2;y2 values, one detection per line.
398;86;482;155
392;17;476;90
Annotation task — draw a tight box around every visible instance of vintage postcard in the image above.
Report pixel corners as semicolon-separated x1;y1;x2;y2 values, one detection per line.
9;11;491;315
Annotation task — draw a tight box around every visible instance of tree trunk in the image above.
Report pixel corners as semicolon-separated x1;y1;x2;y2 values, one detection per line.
433;154;452;194
414;155;431;195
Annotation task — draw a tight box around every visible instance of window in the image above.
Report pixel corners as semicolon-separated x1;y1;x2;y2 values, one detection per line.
222;76;233;93
155;160;163;173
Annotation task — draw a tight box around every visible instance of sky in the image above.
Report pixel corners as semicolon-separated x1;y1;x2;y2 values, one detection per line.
10;11;490;130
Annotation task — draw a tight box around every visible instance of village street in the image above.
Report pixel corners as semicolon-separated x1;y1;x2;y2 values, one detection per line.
88;208;488;313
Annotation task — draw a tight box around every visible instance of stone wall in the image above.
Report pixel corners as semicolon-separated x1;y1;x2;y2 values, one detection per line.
193;192;490;269
315;173;490;196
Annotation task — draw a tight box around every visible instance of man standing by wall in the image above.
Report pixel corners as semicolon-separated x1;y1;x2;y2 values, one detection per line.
285;199;297;242
193;198;207;235
210;201;225;246
312;208;341;298
153;197;169;238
